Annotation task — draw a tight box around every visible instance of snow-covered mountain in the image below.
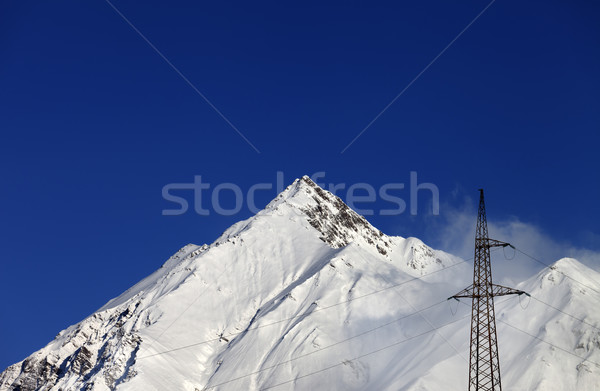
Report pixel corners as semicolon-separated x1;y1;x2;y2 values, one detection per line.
1;176;599;390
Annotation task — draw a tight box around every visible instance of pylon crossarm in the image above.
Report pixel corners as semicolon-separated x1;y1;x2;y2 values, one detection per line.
476;238;514;249
448;285;475;300
490;283;528;297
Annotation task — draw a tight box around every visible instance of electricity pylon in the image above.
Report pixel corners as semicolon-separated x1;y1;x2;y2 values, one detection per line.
450;189;526;391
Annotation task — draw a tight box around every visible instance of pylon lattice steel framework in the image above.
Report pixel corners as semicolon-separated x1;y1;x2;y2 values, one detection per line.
450;189;526;391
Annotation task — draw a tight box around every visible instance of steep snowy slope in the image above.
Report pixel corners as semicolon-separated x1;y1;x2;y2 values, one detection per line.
404;257;600;391
1;177;599;391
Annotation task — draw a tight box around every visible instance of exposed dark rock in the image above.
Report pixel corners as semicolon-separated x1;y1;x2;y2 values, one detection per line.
1;301;144;391
298;177;391;255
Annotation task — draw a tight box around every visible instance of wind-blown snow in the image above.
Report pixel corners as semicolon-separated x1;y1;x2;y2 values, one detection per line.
1;177;599;390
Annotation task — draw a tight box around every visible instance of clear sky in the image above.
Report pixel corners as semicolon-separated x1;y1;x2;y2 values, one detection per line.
1;0;598;371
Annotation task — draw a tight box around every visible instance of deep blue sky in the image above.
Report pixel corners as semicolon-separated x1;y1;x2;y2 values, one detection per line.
1;0;598;370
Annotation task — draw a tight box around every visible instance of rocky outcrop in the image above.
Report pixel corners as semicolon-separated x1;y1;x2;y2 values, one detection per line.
297;177;392;255
0;300;146;391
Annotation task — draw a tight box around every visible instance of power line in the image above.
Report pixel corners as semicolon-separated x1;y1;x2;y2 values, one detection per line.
169;244;599;390
455;296;600;367
340;0;497;154
260;313;473;390
199;248;503;388
495;246;600;332
205;296;514;391
140;248;232;354
143;240;600;390
139;244;600;377
240;293;598;391
352;249;469;363
456;292;600;335
514;247;600;296
202;299;448;389
528;295;600;333
497;319;600;368
138;255;471;360
104;0;261;153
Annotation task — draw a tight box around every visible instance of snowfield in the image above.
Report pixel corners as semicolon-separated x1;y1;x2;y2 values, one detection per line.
1;177;599;390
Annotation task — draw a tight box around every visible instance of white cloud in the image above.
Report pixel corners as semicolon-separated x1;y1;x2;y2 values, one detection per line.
422;194;600;286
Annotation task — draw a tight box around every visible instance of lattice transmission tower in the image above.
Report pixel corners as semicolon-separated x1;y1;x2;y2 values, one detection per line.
450;189;526;391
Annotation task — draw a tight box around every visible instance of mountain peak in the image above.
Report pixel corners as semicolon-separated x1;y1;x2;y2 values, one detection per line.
552;257;584;269
547;257;596;279
527;257;600;296
264;175;321;206
264;176;392;255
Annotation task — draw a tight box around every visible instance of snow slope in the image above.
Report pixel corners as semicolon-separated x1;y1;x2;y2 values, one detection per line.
1;177;599;390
